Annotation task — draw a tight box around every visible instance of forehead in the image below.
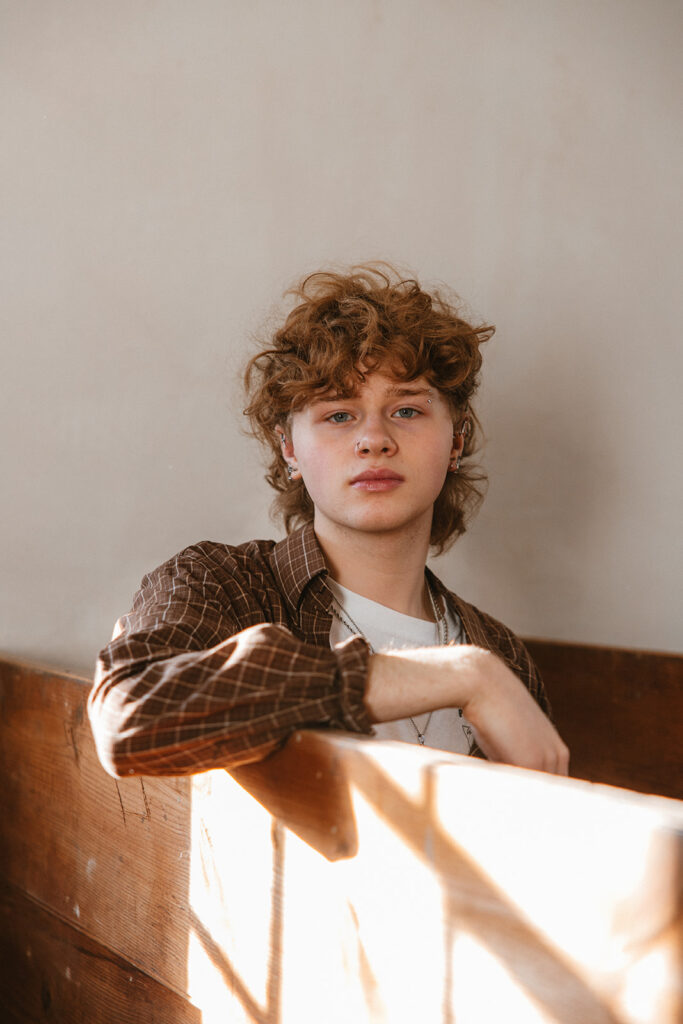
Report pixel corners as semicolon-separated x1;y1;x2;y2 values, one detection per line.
308;370;437;405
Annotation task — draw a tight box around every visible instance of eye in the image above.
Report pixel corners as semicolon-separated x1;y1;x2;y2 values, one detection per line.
393;407;421;419
327;411;353;424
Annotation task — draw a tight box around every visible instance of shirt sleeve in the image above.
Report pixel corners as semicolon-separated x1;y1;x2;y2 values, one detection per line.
87;552;373;778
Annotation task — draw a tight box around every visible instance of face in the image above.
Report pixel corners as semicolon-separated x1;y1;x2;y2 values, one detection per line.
278;369;464;544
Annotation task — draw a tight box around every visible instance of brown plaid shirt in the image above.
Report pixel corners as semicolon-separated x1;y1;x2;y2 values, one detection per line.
88;523;550;777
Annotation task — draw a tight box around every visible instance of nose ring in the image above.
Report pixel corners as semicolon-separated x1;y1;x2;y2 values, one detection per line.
355;437;392;454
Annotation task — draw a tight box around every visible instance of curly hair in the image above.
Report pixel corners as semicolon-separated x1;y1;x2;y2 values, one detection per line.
243;263;494;553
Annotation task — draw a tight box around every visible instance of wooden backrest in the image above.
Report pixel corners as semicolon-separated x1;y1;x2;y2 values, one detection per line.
1;650;681;1023
526;638;683;799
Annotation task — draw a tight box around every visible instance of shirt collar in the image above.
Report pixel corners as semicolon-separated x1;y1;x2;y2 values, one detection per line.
271;522;329;614
426;566;479;646
271;524;474;638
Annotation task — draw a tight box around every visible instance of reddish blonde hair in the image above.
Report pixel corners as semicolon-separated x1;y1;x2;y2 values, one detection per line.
243;263;494;552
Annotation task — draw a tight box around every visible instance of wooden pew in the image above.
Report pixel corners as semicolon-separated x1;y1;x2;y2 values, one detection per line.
525;638;682;799
0;646;681;1023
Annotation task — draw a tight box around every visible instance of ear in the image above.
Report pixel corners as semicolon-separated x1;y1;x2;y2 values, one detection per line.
448;417;469;473
275;425;301;480
450;430;465;461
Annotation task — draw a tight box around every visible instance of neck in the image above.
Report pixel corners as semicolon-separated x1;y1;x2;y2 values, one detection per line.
314;517;434;621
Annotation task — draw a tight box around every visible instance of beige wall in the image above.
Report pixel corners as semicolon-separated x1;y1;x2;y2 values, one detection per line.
1;0;681;672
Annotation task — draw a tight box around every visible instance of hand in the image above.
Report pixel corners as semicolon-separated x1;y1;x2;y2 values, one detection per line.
365;645;569;776
460;648;569;775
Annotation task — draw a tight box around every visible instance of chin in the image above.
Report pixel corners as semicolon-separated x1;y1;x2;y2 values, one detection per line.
346;510;431;536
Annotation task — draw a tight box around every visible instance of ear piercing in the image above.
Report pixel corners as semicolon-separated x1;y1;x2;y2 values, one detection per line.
450;417;469;473
280;434;297;480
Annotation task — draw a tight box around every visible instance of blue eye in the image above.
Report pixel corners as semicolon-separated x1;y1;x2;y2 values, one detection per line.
328;411;352;423
394;407;420;419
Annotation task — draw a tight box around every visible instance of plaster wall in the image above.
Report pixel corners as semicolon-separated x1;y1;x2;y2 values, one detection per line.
1;0;681;670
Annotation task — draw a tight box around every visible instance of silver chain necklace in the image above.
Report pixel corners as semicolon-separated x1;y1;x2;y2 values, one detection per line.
328;580;449;746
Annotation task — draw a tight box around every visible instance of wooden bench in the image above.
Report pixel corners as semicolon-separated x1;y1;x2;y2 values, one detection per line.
1;643;681;1023
525;638;682;800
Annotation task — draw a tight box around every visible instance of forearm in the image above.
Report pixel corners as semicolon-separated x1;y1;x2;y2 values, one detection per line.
88;623;372;777
365;644;487;721
366;644;569;775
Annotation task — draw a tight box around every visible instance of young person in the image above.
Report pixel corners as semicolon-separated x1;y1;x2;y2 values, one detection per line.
88;265;568;778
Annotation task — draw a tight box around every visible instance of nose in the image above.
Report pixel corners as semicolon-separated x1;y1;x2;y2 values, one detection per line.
354;422;397;457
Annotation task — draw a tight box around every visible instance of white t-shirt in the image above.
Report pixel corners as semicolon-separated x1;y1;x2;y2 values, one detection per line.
327;579;475;756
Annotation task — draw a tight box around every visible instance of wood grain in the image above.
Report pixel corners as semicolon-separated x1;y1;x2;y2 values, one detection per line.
198;731;683;1024
0;658;193;996
0;880;201;1024
525;638;683;798
2;651;682;1023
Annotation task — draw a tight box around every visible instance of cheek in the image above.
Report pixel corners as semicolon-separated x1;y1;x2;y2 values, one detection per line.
428;463;450;498
298;464;338;515
292;443;331;497
432;430;456;467
293;440;320;473
427;435;456;489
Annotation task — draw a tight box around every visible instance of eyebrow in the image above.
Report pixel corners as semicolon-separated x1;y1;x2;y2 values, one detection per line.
384;385;432;398
312;385;432;405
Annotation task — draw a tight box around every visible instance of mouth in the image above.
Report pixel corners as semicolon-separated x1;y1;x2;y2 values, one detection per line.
350;469;404;492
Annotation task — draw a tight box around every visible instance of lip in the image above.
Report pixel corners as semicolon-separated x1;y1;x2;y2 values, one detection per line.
350;469;404;491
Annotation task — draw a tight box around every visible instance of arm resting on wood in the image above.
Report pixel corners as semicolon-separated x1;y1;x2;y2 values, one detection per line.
88;554;373;777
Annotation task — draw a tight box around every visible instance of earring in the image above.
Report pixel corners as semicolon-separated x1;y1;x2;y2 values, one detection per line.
287;464;293;481
450;416;469;473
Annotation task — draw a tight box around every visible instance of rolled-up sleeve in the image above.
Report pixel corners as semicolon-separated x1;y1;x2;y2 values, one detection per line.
88;554;372;778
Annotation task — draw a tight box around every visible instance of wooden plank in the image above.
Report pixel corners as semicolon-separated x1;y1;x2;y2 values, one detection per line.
2;653;682;1023
0;658;193;997
0;880;201;1024
192;731;683;1024
526;639;683;798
